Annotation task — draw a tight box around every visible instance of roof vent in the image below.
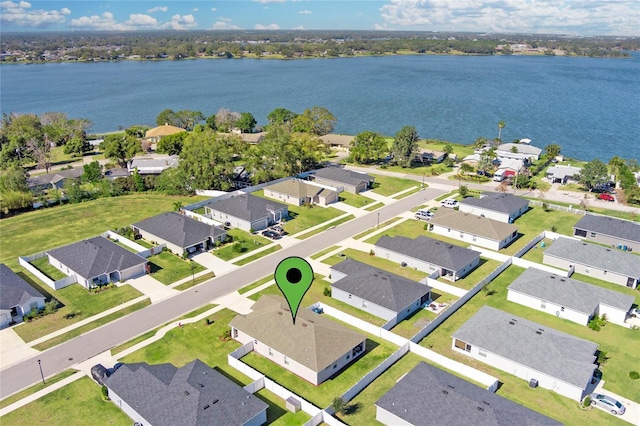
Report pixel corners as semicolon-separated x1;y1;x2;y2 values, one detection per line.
509;319;517;325
184;391;190;396
536;329;544;335
560;279;565;282
477;407;485;412
550;276;556;279
203;405;210;410
447;385;455;389
212;399;219;405
482;401;490;406
441;390;448;395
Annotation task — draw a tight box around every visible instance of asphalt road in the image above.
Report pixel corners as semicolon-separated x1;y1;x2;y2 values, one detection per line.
0;187;446;399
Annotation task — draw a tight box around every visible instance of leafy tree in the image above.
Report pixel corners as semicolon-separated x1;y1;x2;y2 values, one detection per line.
132;169;145;192
460;162;474;175
544;144;561;161
332;397;347;415
473;137;488;149
215;108;241;132
391;126;419;167
125;125;150;138
155;168;191;195
83;161;102;183
0;113;43;165
443;144;453;156
478;154;494;176
459;185;469;197
0;166;29;193
156;109;176;126
267;108;297;125
205;114;217;130
236;112;257;133
350;131;387;164
63;136;92;156
100;133;141;167
292;106;336;135
497;120;506;144
510;145;519;153
156;132;188;155
578;159;609;191
0;190;32;212
156;109;203;130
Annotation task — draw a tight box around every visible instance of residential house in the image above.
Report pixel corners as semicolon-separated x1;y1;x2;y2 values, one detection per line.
452;306;599;401
330;259;431;327
46;236;148;289
203;194;288;232
546;165;582;184
264;179;338;207
507;268;634;326
104;359;268;426
128;155;179;175
103;168;130;180
240;132;266;144
413;148;446;165
573;215;640;252
496;157;524;174
320;134;354;151
374;236;481;281
132;212;226;256
311;167;374;194
232;165;252;189
427;209;518;250
144;124;186;143
229;295;366;385
0;264;46;328
543;237;640;289
27;167;84;192
458;192;529;223
496;143;542;163
375;361;561;426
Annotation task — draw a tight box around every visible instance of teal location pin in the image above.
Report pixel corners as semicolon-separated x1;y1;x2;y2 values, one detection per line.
275;257;314;325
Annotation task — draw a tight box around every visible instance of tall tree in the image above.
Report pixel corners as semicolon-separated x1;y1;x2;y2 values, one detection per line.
100;133;141;167
473;136;488;149
391;126;419;167
497;120;506;144
578;159;609;191
26;137;52;173
267;108;297;126
292;106;336;135
544;143;561;161
235;112;257;133
350;131;387;164
0;113;44;165
215;108;241;132
156;132;188;155
0;165;29;193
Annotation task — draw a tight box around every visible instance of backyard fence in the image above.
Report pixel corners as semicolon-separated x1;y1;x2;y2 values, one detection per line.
513;231;545;258
18;253;76;290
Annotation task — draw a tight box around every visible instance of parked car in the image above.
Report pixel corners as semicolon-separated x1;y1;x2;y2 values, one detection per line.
441;199;459;208
598;193;615;202
415;210;434;221
629;307;640;318
91;364;108;385
270;225;285;235
261;230;281;240
590;393;626;415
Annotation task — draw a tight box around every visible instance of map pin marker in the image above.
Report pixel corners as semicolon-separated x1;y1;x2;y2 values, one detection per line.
275;257;314;325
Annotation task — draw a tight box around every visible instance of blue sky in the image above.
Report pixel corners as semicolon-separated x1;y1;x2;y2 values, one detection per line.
1;1;638;36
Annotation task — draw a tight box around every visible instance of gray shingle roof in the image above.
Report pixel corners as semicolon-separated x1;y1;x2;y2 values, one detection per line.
375;235;481;271
265;179;337;199
313;167;373;187
574;215;640;244
452;306;598;389
497;143;542;156
205;194;287;222
430;209;518;241
46;236;147;280
229;295;365;372
27;167;84;188
544;237;640;278
459;193;529;215
331;259;431;313
0;264;45;309
508;268;634;314
546;165;581;180
375;361;561;426
104;359;267;426
133;212;225;249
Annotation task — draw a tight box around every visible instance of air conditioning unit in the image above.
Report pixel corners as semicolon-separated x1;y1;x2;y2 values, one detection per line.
529;378;538;388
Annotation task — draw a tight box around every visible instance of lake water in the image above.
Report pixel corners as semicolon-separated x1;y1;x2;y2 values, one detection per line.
2;54;639;161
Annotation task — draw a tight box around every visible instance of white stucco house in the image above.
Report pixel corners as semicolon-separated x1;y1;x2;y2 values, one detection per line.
311;167;374;194
229;295;366;385
452;306;599;401
507;268;634;326
0;264;46;328
264;178;339;207
330;259;431;327
573;215;640;253
458;192;530;223
203;194;288;232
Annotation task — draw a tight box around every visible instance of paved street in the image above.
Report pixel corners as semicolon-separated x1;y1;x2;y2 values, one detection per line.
0;187;446;399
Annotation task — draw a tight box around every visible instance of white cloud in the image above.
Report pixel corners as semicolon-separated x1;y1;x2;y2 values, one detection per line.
253;0;287;3
212;20;240;29
292;25;305;30
299;10;311;15
378;0;640;36
125;14;158;27
147;6;168;13
192;8;199;12
211;7;217;12
70;12;196;31
0;0;70;28
255;23;280;30
161;14;197;30
70;11;129;30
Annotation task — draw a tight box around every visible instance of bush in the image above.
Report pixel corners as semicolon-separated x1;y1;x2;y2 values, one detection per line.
629;371;640;380
323;287;331;297
551;226;557;232
582;395;591;407
101;385;109;400
232;242;244;253
458;185;469;197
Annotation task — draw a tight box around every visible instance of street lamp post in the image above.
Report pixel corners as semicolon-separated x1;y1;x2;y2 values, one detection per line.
37;359;45;384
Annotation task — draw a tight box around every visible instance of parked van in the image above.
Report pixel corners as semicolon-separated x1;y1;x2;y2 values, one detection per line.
493;170;506;182
415;209;434;221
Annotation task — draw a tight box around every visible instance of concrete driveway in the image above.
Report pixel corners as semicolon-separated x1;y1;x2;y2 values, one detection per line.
191;251;238;276
0;327;38;369
592;381;640;425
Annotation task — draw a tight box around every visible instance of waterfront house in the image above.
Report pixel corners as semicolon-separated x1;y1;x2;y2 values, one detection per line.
546;165;582;184
144;124;186;143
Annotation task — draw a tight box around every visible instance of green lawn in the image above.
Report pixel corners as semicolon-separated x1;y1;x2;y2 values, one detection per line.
389;289;460;339
419;265;640;423
30;257;67;280
212;228;271;261
353;217;403;241
322;248;428;282
310;245;341;260
370;175;418;197
233;244;282;266
0;377;132;426
438;257;502;290
173;271;215;291
255;388;312;425
148;251;205;285
339;191;375;208
296;214;355;239
364;219;466;249
239;275;274;295
364;202;384;211
14;283;144;342
0;193;207;271
0;369;79;410
283;204;344;235
520;238;553;263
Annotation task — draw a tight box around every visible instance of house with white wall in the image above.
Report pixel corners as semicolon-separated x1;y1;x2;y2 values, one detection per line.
496;143;542;163
0;264;46;328
311;167;374;194
264;178;338;207
452;306;599;401
374;235;481;281
104;359;267;426
546;165;582;184
229;295;366;385
45;236;148;289
203;194;288;232
330;259;431;327
428;209;518;251
507;268;634;326
543;237;640;289
375;361;561;426
573;215;640;252
458;192;529;223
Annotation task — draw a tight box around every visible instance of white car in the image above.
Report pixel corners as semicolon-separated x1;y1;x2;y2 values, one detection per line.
441;199;458;208
630;307;640;318
415;210;434;221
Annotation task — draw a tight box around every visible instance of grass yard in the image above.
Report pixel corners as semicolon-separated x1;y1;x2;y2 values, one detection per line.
310;245;341;260
364;201;384;211
173;271;215;291
520;238;553;263
339;191;375;208
296;214;355;239
239;275;274;295
393;186;421;199
14;283;144;342
389;290;460;339
0;376;132;426
419;265;640;423
255;388;312;425
353;217;403;241
438;258;502;291
282;204;344;236
212;228;271;261
364;218;466;249
233;244;282;266
148;251;205;285
0;369;78;410
29;257;67;280
0;193;207;271
322;248;428;282
370;175;418;197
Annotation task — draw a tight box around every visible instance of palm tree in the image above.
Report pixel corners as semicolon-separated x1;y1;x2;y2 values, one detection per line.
497;121;506;146
173;201;183;211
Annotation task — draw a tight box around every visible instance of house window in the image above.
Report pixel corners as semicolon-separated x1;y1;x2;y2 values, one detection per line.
254;339;258;345
447;228;451;232
333;364;337;369
561;307;565;312
460;232;464;238
541;301;546;309
232;328;238;338
479;349;487;357
604;271;607;275
454;339;471;352
346;354;350;360
590;232;596;238
284;357;289;365
348;294;352;299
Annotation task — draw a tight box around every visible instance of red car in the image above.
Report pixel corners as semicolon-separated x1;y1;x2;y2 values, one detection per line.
598;193;615;202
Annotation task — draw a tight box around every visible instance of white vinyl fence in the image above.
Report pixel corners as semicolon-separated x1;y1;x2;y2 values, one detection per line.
18;253;76;290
